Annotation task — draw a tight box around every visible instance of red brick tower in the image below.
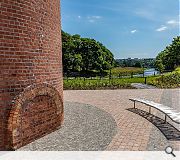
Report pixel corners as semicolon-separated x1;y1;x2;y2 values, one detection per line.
0;0;63;150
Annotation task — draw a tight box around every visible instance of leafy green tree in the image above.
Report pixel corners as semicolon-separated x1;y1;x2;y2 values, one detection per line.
62;30;115;76
62;31;75;74
155;36;180;72
134;62;142;68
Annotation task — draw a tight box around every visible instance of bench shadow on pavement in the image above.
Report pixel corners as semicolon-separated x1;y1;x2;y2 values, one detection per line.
127;108;180;141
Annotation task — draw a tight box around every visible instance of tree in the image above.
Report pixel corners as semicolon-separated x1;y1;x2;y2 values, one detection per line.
62;31;75;74
62;30;115;76
134;62;142;68
155;36;180;72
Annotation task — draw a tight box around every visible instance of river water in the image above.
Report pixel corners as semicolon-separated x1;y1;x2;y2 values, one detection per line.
135;68;160;77
144;68;159;76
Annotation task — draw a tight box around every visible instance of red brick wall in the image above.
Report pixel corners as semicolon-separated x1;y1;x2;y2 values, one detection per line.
0;0;63;150
21;95;58;146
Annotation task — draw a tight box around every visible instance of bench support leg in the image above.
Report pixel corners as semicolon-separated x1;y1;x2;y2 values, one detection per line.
165;115;167;123
149;106;151;114
134;101;136;108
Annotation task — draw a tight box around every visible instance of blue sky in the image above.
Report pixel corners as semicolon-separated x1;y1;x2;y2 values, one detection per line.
61;0;179;59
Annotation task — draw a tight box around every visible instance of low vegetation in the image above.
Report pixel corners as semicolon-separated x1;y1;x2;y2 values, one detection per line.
148;67;180;88
63;67;152;90
64;77;157;90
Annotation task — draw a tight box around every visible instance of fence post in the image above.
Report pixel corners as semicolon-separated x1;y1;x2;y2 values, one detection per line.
109;70;112;83
161;75;164;83
145;77;147;84
109;70;112;79
131;72;133;78
100;75;102;80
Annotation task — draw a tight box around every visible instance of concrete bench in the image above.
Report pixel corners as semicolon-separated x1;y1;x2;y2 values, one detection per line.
129;98;180;124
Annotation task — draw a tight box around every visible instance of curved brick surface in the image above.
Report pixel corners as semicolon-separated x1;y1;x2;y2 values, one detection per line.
7;83;64;149
0;0;63;150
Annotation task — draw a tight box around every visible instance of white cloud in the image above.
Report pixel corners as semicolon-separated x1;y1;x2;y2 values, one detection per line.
155;19;179;32
78;16;81;19
88;19;95;23
134;10;155;21
156;26;167;32
87;15;102;23
131;30;137;34
167;20;177;24
91;16;102;19
166;20;179;26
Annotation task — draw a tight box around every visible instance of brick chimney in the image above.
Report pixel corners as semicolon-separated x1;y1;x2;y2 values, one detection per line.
0;0;63;150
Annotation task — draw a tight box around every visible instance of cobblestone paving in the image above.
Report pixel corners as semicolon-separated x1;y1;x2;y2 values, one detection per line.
64;89;180;151
19;102;117;151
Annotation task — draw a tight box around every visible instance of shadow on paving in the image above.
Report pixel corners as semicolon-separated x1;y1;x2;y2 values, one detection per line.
18;102;117;151
127;108;180;141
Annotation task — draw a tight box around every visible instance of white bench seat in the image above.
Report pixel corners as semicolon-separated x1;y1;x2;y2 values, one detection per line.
129;98;180;124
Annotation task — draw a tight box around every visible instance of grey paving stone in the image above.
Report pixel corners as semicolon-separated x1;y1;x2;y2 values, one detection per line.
18;102;117;151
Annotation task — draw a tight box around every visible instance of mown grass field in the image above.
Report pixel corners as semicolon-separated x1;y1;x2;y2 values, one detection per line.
109;67;144;77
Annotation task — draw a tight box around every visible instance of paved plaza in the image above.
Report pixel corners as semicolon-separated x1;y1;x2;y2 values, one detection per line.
19;89;180;151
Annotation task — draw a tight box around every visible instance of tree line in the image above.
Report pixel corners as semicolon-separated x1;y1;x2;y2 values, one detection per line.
116;58;155;68
155;36;180;72
62;30;115;77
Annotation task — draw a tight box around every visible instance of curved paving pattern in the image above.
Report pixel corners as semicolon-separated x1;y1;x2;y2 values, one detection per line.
19;89;180;151
64;89;180;151
18;102;117;151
